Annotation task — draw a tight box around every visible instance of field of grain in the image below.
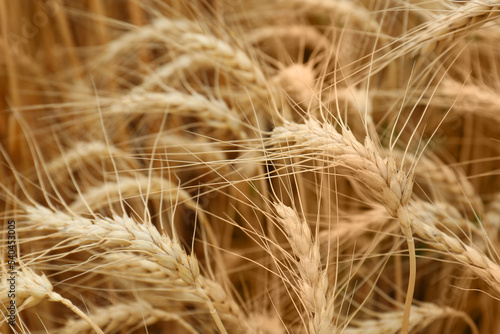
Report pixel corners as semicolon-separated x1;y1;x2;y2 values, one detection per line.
2;1;500;333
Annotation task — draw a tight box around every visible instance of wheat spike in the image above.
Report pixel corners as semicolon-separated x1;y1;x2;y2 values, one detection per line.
274;202;335;333
22;204;248;333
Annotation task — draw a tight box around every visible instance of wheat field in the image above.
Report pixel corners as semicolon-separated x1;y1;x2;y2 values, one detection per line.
1;1;500;333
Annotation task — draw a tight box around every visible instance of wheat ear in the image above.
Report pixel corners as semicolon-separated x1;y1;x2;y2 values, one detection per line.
408;0;500;59
134;54;216;91
95;18;202;67
272;64;317;111
135;42;268;95
246;24;331;56
23;204;248;334
70;174;204;215
272;118;415;333
409;200;484;241
68;174;222;252
40;141;138;180
409;206;500;295
279;0;384;40
272;119;413;219
101;91;248;139
319;87;374;138
485;193;500;242
58;301;198;334
1;267;104;334
102;17;268;99
274;202;335;333
330;1;500;86
65;251;249;332
343;302;478;334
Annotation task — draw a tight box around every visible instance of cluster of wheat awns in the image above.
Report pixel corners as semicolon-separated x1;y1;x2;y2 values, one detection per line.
2;0;500;333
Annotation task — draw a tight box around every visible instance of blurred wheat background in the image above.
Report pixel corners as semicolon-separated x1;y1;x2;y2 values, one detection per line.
1;0;500;333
